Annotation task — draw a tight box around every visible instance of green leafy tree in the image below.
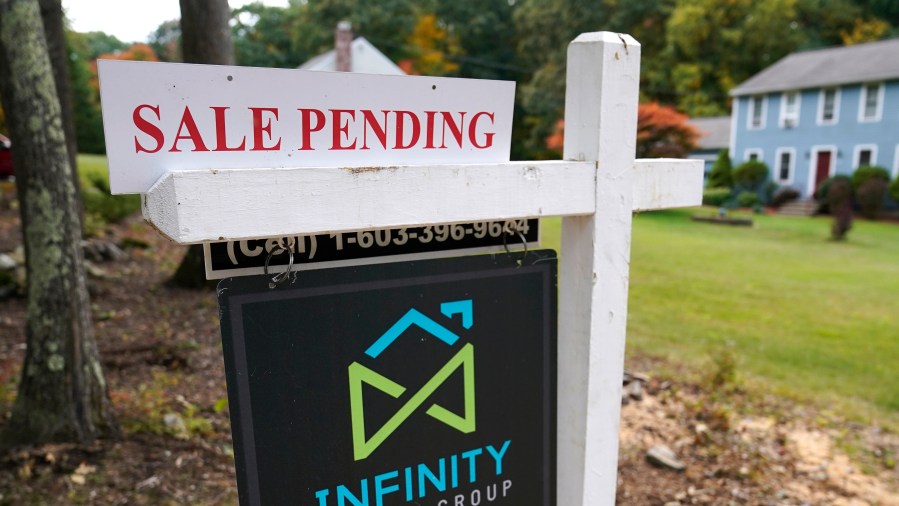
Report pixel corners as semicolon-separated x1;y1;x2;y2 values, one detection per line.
708;149;733;188
653;0;889;116
513;0;611;156
149;19;181;62
840;17;891;44
78;30;128;58
795;0;867;47
66;30;105;154
430;0;522;80
231;3;302;68
660;0;805;116
290;0;418;65
849;0;899;32
513;0;676;157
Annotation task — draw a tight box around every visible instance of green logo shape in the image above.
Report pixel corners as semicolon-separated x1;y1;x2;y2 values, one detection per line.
348;343;476;461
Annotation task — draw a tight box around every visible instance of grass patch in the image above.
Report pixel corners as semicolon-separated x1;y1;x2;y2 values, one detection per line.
540;210;899;428
77;154;140;236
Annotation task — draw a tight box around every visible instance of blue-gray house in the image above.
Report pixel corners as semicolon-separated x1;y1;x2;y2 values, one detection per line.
729;37;899;198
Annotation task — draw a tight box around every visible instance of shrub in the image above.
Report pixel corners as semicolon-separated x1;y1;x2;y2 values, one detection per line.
80;169;141;237
763;180;779;205
827;177;853;240
814;175;852;213
851;165;890;190
771;187;800;208
890;178;899;202
857;178;887;219
702;187;731;206
707;149;733;189
732;160;769;190
736;191;761;208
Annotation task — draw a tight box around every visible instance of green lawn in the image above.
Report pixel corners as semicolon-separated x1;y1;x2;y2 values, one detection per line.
77;153;109;181
542;210;899;427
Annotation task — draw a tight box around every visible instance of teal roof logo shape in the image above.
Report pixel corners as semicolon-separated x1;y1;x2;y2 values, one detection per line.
348;300;475;461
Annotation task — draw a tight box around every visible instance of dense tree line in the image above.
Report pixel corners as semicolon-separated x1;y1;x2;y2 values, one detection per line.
9;0;897;160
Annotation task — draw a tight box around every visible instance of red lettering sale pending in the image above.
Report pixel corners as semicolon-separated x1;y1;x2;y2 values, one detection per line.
98;60;515;194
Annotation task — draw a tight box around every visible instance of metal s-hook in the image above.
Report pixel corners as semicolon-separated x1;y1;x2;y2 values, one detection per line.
501;223;529;267
264;237;297;289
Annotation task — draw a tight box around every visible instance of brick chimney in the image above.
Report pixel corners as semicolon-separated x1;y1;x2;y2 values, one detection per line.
335;21;352;72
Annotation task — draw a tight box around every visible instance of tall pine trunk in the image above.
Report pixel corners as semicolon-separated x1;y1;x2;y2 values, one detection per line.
0;0;118;447
170;0;234;289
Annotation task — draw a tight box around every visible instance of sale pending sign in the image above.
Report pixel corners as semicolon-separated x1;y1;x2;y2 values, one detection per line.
98;60;515;194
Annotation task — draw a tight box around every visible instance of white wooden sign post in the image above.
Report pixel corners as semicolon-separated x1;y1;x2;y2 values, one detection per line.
131;32;701;504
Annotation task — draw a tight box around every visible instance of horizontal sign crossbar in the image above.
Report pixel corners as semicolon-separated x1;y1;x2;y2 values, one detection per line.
143;158;702;244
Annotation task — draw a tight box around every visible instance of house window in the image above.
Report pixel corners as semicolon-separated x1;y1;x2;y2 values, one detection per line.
859;82;883;122
854;144;877;168
775;148;795;183
748;96;766;129
744;148;763;163
818;88;839;124
780;91;799;128
859;150;872;166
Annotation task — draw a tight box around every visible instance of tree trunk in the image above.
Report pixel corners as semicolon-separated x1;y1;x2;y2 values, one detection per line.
37;0;75;172
170;0;234;289
38;0;83;228
0;0;118;448
179;0;235;65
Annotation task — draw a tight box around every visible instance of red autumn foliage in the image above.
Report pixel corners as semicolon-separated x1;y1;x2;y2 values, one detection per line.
89;44;160;90
546;102;700;158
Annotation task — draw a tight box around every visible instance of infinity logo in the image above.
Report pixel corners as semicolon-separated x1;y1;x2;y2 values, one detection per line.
348;300;476;461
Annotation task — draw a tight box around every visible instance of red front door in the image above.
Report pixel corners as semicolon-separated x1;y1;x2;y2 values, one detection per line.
814;151;832;194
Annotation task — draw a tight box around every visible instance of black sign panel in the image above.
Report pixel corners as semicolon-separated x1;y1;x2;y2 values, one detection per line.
218;251;557;506
205;219;540;279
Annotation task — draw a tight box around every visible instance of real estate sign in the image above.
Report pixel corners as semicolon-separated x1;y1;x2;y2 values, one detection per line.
98;60;515;194
217;251;557;506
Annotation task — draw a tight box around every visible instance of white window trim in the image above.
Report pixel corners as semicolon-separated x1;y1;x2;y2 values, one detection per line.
807;145;837;196
728;101;738;157
857;82;884;123
747;95;767;130
744;148;763;163
779;91;800;128
853;144;878;168
774;147;796;185
817;87;840;126
894;144;899;180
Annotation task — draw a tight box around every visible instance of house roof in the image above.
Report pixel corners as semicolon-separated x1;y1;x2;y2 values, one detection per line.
688;116;730;151
298;36;405;75
730;37;899;96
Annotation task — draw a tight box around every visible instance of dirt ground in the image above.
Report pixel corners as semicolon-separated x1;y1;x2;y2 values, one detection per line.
0;204;897;505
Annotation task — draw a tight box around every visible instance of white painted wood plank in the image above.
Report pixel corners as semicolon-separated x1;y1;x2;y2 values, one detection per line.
142;160;596;244
559;32;641;506
632;158;704;211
